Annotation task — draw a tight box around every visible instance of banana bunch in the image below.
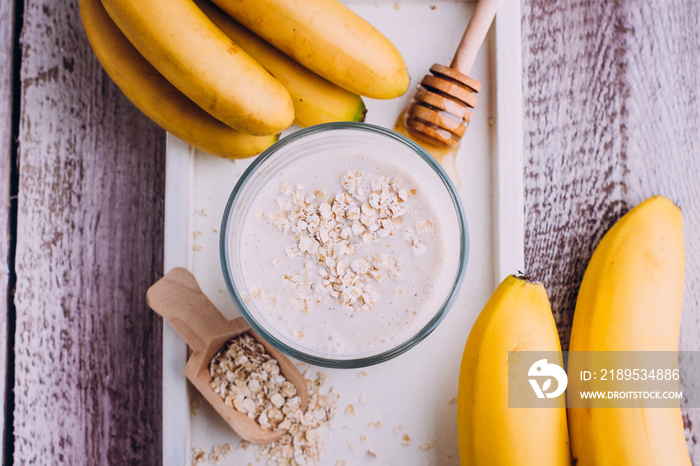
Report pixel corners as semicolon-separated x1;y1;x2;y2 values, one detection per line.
81;0;409;158
458;196;690;465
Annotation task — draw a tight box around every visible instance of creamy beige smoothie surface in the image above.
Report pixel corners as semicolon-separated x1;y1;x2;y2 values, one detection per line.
239;151;451;357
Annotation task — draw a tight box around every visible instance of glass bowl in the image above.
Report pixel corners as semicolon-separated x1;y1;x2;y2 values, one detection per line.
220;122;468;368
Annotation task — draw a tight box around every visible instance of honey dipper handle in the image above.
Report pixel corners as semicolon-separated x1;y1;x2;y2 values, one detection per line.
147;267;233;354
450;0;504;75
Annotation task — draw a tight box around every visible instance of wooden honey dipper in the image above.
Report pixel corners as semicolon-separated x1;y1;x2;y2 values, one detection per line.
400;0;503;149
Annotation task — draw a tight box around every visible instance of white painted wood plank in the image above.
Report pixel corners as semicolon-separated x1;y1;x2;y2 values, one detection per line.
494;0;524;281
164;2;524;464
162;133;195;466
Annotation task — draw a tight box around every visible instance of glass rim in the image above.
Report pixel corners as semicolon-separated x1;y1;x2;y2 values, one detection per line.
220;122;469;368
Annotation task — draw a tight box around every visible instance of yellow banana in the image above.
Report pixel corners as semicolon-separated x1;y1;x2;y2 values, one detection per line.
210;0;410;99
81;0;277;158
568;196;690;465
458;275;571;466
194;0;366;128
101;0;294;135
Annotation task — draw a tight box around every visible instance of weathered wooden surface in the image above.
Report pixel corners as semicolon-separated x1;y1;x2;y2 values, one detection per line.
522;0;700;459
0;0;697;463
0;0;15;462
11;0;165;463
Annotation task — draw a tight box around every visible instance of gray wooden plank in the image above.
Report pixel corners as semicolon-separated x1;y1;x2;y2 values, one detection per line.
0;0;15;461
619;1;700;452
522;0;700;458
13;0;165;463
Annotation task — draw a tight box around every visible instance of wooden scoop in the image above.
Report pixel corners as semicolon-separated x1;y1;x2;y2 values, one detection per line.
146;267;309;444
402;0;502;148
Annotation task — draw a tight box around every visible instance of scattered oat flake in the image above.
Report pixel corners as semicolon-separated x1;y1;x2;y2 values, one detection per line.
374;421;382;429
212;228;219;233
190;398;200;417
401;433;411;446
449;397;457;404
393;425;403;435
199;208;209;215
419;442;434;451
208;443;232;464
359;392;368;405
368;449;378;457
193;230;203;239
345;404;356;416
348;438;358;451
358;371;368;378
360;434;368;443
193;244;202;251
336;461;347;466
394;2;401;9
191;447;205;465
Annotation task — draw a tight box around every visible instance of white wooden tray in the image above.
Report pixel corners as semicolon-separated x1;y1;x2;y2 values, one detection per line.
163;1;522;464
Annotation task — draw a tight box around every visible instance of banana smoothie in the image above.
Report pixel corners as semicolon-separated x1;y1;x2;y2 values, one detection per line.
237;148;458;358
